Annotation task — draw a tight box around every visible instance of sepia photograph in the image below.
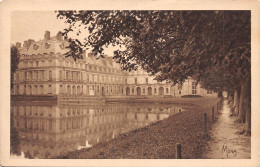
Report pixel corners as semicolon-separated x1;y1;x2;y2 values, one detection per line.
1;0;260;166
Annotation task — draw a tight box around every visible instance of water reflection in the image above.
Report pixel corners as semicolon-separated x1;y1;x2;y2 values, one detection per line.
10;102;185;159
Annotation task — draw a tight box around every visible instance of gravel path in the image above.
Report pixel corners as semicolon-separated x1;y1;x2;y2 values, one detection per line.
202;99;251;159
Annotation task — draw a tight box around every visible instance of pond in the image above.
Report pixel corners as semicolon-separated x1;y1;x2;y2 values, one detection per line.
10;102;185;159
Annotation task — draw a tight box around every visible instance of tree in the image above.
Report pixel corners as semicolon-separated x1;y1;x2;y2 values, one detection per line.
11;45;20;89
56;10;251;134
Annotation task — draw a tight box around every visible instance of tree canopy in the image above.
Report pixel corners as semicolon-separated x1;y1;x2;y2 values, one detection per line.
11;45;20;89
56;10;250;88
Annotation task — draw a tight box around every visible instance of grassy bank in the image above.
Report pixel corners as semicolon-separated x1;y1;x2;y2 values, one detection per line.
55;98;220;159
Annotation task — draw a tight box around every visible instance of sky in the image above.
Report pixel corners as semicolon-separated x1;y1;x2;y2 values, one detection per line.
11;11;117;55
11;11;67;44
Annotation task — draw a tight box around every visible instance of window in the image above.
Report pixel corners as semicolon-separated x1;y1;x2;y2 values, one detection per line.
76;72;79;81
178;83;182;94
29;71;32;81
166;88;169;94
87;85;89;94
71;72;74;81
154;88;157;94
132;88;134;93
207;90;212;94
16;85;19;94
192;82;197;94
40;71;44;81
49;71;52;80
40;85;44;94
25;71;27;81
146;78;148;84
59;71;62;80
125;78;127;84
66;71;69;80
143;88;145;94
23;85;26;94
135;78;137;84
16;73;19;82
48;85;52;94
60;85;63;94
35;71;38;81
34;85;38;94
86;75;89;82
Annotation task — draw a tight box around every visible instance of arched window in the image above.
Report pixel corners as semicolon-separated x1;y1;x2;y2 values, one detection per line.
60;85;63;94
48;85;52;94
192;82;197;94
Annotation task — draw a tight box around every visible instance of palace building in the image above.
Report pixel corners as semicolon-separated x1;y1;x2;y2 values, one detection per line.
12;31;217;98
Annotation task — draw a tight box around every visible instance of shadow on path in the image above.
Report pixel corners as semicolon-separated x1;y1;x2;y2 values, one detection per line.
202;99;251;159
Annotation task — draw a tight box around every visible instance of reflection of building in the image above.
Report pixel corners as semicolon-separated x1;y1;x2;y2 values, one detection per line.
12;31;217;97
11;104;88;158
11;103;185;159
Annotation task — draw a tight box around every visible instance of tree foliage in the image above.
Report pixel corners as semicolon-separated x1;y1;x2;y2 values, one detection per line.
55;10;251;134
56;10;250;88
11;45;20;89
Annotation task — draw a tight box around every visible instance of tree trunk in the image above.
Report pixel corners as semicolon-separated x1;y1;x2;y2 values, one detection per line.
238;81;246;123
218;91;223;98
245;76;251;135
233;90;239;117
238;76;251;136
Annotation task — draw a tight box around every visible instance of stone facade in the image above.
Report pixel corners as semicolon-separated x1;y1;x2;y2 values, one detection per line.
12;31;217;98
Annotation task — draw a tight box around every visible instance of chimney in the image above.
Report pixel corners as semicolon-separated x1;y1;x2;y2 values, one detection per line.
56;31;63;41
44;31;51;41
16;42;21;48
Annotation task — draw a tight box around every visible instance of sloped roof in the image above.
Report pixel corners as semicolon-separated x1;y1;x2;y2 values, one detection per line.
20;36;70;55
